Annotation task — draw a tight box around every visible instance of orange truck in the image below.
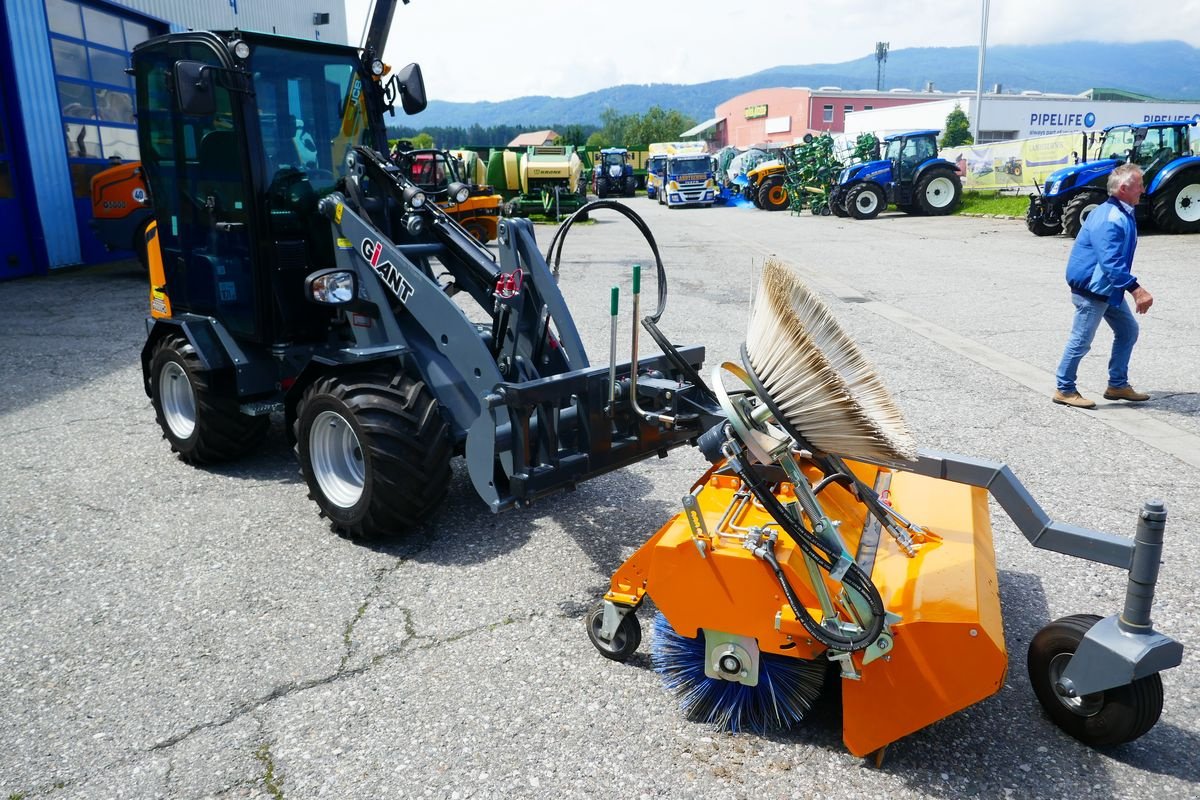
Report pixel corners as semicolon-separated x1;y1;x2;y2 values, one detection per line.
89;161;154;267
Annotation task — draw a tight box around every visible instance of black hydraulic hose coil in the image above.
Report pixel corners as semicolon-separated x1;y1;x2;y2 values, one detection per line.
728;451;886;653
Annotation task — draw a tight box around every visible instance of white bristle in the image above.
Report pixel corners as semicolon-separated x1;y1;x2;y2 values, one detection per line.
745;259;916;463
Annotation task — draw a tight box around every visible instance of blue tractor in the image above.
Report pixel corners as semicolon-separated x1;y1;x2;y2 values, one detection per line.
593;147;638;198
1026;121;1200;236
829;130;962;220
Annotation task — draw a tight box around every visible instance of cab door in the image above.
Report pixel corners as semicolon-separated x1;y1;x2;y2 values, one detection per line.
134;41;261;339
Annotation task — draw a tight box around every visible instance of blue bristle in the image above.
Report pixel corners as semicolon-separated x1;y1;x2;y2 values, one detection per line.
651;613;826;734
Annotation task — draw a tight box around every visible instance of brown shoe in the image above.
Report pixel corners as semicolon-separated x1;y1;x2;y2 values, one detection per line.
1053;390;1097;409
1104;385;1150;402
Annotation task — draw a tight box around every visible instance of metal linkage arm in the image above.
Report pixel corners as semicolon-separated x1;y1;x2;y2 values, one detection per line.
908;449;1182;696
911;449;1134;569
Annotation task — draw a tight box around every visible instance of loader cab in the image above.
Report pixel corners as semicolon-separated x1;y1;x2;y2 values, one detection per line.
132;30;420;344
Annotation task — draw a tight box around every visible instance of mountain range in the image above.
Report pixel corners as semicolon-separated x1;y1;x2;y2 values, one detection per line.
414;41;1200;128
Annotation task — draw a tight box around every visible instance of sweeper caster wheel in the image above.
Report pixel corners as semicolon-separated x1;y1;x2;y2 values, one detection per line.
1027;614;1164;747
585;602;641;662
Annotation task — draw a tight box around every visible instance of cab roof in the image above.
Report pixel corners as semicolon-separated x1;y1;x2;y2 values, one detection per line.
883;129;941;142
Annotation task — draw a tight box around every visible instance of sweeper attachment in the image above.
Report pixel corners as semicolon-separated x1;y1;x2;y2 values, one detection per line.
587;259;1183;757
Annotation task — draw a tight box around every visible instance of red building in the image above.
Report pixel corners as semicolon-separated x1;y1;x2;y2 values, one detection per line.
684;87;961;148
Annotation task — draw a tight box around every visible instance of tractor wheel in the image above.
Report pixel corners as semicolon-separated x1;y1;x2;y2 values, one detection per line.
149;334;269;464
915;170;962;215
847;183;885;220
1151;176;1200;234
831;194;850;217
759;177;789;211
1062;191;1106;238
295;369;451;539
585;601;642;662
1026;199;1061;236
1027;614;1163;747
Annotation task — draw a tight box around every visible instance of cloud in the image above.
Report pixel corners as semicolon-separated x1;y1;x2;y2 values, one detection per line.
346;0;1200;103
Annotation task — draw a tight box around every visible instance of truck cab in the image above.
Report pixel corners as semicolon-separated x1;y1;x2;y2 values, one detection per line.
660;153;717;208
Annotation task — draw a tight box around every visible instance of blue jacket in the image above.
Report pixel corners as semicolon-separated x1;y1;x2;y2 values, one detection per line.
1064;197;1138;306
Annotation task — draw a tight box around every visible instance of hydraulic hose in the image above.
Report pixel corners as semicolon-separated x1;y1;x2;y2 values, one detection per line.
543;200;715;399
726;447;885;653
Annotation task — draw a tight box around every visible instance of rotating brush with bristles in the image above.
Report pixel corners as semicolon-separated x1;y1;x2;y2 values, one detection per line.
744;258;916;464
651;614;827;734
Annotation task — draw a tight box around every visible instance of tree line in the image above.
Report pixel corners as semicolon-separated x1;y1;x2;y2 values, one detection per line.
386;106;700;150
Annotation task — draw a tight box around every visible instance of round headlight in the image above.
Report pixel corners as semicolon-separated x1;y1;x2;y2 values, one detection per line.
402;185;426;209
448;182;470;204
370;59;385;76
231;40;251;60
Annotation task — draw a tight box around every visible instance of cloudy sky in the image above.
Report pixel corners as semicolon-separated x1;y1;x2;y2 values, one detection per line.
345;0;1200;103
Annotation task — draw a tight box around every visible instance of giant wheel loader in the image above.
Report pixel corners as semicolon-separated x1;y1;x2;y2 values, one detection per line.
132;9;709;537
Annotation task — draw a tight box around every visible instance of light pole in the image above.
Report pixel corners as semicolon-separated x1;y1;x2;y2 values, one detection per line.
972;0;990;143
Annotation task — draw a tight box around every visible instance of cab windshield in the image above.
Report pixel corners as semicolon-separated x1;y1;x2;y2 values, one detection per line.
247;44;375;193
603;152;625;167
670;156;710;174
1098;127;1136;161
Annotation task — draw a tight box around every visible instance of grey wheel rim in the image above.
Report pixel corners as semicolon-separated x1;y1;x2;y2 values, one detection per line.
856;190;880;214
310;410;364;508
1174;183;1200;222
1048;652;1103;716
159;361;196;439
925;176;956;208
1079;202;1101;224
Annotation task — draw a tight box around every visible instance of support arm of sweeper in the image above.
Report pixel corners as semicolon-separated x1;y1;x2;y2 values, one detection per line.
908;449;1183;696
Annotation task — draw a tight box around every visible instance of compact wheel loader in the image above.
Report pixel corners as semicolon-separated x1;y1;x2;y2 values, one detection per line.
132;16;712;537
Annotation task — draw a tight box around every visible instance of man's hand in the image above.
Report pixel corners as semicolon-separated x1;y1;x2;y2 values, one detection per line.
1131;285;1154;314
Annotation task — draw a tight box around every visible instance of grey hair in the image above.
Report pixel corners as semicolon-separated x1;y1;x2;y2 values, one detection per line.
1108;163;1144;195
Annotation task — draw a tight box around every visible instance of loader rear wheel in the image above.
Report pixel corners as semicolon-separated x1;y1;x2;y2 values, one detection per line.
915;170;962;215
1150;176;1200;234
759;177;789;211
149;335;269;464
847;183;885;220
1028;614;1164;747
1063;190;1106;238
586;601;641;662
295;369;451;539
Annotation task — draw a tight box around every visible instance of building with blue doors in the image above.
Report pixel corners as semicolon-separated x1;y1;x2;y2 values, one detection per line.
0;0;347;281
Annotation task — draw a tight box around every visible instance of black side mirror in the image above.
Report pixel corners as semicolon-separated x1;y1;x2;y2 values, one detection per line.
174;61;216;115
392;63;426;115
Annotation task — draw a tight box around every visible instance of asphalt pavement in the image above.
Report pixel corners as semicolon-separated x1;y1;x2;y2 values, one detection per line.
1;199;1197;799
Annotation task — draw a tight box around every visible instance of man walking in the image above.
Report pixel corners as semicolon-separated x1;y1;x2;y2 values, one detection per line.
1053;163;1154;409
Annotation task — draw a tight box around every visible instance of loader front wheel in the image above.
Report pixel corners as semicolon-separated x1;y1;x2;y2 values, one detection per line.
586;601;642;662
149;335;269;464
295;370;451;539
759;177;789;211
1028;614;1164;747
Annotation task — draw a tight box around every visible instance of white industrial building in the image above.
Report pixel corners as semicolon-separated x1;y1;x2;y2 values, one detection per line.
844;92;1200;143
1;0;349;280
